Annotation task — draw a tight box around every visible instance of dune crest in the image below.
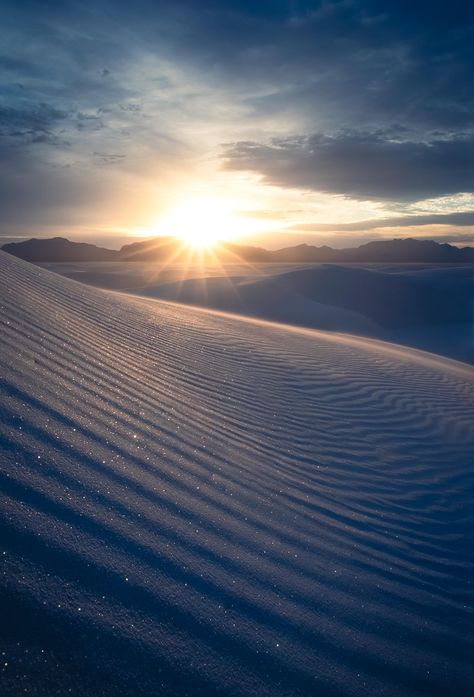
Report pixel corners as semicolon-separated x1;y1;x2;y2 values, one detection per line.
1;251;473;697
39;260;474;364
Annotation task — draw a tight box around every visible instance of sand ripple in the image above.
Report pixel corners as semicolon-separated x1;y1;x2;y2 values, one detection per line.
0;252;473;696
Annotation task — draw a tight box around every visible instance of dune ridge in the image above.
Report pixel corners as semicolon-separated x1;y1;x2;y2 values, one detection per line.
0;250;473;696
39;261;474;364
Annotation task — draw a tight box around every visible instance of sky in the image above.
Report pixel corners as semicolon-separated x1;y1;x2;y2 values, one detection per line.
1;0;473;249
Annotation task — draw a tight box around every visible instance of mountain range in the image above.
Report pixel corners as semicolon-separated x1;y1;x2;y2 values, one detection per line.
3;235;474;263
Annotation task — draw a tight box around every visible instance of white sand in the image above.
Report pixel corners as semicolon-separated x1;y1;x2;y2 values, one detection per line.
40;261;474;363
1;251;473;696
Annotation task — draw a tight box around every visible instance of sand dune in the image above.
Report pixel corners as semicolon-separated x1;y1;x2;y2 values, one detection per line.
149;264;471;326
139;266;474;364
1;250;474;696
41;261;474;363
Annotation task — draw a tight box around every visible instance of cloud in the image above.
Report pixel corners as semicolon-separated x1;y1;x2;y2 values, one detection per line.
0;103;69;144
93;152;126;166
237;209;304;220
291;210;474;231
0;1;473;238
132;0;474;134
223;132;474;201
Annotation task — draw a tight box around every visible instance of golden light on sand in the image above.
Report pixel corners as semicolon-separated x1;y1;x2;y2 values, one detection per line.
155;196;241;249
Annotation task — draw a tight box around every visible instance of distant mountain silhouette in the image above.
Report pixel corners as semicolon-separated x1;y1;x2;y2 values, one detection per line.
338;239;474;263
117;236;178;261
3;235;474;263
271;239;474;263
116;237;271;262
271;244;338;262
2;237;117;262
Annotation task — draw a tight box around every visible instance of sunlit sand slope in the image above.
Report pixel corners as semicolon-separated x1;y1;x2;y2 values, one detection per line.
0;251;473;697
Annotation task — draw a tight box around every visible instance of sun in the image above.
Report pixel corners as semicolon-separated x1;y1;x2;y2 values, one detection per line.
156;196;237;249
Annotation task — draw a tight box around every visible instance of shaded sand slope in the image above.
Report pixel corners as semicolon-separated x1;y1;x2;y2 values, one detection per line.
39;261;474;363
150;264;472;329
1;251;473;697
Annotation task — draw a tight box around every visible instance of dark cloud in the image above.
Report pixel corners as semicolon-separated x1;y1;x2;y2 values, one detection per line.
224;132;474;201
3;1;472;136
292;210;474;231
0;103;69;144
131;0;474;133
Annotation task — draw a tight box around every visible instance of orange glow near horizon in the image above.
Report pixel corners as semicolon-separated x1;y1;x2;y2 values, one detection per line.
144;191;290;249
149;196;243;249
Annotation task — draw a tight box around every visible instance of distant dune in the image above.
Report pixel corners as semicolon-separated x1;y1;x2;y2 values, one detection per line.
148;264;472;326
1;250;473;696
44;260;473;363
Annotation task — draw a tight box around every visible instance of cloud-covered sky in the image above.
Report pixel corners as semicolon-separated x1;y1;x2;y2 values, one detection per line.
1;0;473;247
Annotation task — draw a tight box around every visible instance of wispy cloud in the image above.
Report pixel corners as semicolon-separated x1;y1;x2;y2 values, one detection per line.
291;210;474;231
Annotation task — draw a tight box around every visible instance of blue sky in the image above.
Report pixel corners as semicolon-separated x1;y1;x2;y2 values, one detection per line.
1;0;473;247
